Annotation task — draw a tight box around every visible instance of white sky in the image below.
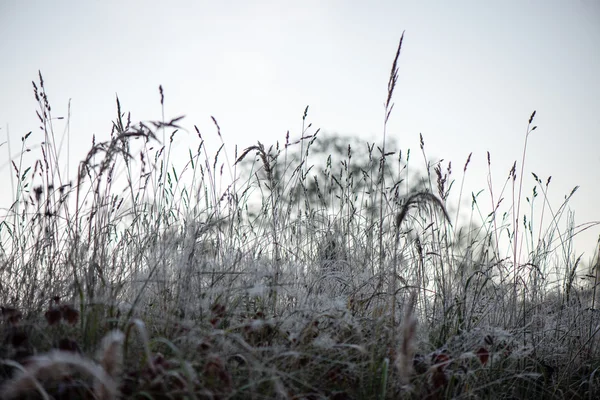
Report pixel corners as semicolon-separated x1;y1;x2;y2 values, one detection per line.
1;1;599;259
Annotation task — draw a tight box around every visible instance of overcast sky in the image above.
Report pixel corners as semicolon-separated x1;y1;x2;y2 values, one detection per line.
1;1;599;260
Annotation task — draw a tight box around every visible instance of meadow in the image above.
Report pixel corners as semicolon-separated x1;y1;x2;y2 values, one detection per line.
1;37;599;399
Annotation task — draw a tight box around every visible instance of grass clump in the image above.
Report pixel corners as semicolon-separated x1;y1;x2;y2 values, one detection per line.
1;35;600;399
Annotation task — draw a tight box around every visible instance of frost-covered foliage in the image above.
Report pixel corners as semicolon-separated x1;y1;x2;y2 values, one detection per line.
1;40;600;399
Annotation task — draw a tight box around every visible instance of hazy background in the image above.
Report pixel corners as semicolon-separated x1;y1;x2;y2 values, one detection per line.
1;1;599;261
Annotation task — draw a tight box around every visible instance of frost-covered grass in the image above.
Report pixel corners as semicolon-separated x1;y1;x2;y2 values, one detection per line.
1;37;600;399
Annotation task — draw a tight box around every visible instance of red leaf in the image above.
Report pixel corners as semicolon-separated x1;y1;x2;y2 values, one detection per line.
45;307;62;325
61;305;80;325
477;347;489;365
433;353;450;370
431;366;448;389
